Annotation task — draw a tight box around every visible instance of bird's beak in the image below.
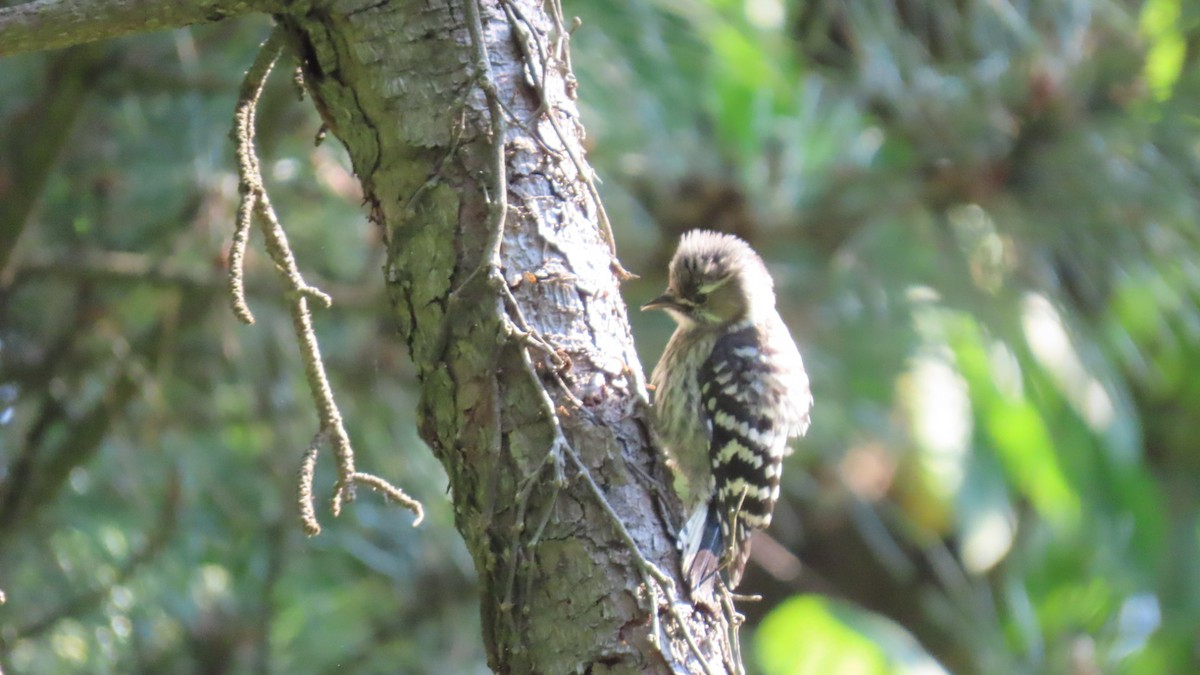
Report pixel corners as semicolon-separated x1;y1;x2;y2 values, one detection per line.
641;292;681;312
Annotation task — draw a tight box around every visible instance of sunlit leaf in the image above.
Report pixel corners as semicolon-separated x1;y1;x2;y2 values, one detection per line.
756;595;947;675
1140;0;1186;100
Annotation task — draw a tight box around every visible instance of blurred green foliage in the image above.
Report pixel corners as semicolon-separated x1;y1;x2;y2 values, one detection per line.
3;0;1200;673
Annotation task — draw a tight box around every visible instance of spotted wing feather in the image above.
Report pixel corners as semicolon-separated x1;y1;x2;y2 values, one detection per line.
689;323;793;588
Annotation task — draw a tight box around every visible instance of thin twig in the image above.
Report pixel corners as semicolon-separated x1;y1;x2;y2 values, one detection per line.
511;327;569;483
228;29;422;533
646;577;664;649
464;0;511;283
511;320;713;669
562;444;717;675
228;30;283;325
466;0;564;617
498;0;631;280
501;329;570;617
298;437;322;536
719;583;746;675
503;459;562;612
11;249;380;309
350;472;425;525
510;333;712;673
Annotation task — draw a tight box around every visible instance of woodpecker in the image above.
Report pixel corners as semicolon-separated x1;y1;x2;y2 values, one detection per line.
643;230;812;591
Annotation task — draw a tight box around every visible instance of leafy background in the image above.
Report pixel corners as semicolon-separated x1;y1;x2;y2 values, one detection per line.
3;0;1200;673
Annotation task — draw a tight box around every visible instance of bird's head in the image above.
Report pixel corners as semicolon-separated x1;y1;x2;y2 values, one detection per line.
641;230;775;328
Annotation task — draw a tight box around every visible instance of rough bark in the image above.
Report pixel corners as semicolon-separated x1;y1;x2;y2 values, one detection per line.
280;1;735;673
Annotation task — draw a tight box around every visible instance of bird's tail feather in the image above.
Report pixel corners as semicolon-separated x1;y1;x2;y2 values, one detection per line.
680;501;752;595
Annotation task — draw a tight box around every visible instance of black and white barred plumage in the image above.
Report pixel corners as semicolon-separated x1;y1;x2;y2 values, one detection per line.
643;231;811;591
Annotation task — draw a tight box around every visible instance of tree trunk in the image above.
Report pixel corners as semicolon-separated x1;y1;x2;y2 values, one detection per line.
282;0;734;672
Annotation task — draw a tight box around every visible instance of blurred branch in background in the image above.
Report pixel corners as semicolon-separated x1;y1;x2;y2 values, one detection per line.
1;468;179;647
0;364;138;547
7;249;383;310
0;44;108;271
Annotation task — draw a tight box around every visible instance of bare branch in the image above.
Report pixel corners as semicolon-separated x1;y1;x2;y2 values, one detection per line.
228;30;422;534
349;472;424;526
10;249;381;309
0;0;278;57
229;30;284;325
298;437;322;536
462;0;512;285
719;586;747;675
0;45;104;275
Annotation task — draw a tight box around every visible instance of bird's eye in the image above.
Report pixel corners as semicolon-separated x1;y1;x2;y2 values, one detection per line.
694;292;709;304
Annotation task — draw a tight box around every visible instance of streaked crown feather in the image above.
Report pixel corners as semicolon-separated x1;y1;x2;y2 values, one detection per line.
669;231;776;315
